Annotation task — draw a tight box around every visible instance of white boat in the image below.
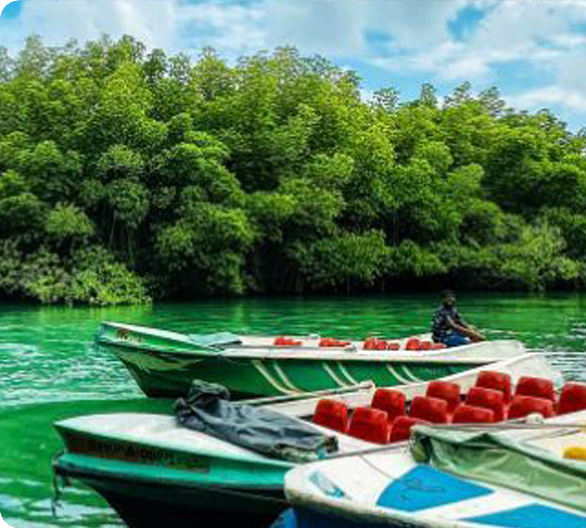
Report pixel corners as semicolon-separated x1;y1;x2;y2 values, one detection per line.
283;409;586;528
53;352;567;527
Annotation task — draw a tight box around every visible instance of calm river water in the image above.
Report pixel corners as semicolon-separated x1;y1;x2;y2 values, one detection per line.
1;294;586;527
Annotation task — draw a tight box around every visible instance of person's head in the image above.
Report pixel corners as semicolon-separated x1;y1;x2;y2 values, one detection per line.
441;289;456;307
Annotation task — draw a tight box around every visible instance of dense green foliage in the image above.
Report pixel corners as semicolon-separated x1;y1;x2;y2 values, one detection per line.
1;35;586;304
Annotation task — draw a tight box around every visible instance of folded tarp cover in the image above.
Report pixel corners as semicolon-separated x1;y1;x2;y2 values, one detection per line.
175;380;338;462
187;332;241;347
410;425;586;513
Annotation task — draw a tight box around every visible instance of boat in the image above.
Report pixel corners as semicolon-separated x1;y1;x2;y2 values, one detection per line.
53;352;564;527
95;321;526;398
281;405;586;528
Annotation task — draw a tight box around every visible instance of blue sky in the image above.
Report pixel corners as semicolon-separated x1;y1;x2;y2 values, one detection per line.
2;0;586;130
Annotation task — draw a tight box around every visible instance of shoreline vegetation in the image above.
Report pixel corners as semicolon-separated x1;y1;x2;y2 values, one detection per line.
1;35;586;305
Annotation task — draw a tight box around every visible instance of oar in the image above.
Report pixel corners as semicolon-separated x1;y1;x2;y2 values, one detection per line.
241;381;375;407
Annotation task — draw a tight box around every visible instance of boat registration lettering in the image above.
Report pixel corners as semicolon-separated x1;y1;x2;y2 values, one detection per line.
115;328;143;344
66;433;209;473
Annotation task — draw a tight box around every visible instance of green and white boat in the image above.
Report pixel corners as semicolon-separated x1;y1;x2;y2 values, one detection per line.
53;352;556;528
96;321;526;398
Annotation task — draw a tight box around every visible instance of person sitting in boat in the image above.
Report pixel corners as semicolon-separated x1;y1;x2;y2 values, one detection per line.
432;290;486;347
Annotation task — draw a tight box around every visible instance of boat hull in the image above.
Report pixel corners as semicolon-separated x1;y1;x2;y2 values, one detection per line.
97;322;525;399
55;459;285;527
111;345;477;399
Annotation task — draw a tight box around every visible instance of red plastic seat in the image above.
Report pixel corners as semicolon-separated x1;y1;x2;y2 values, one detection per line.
476;371;512;403
515;376;555;402
452;405;494;424
558;383;586;415
274;336;301;346
313;399;349;432
389;416;430;443
466;387;506;422
410;396;449;424
371;389;406;423
387;342;400;351
405;338;421;351
348;407;391;444
426;381;461;413
508;396;555;420
420;341;432;351
432;343;447;350
364;338;377;350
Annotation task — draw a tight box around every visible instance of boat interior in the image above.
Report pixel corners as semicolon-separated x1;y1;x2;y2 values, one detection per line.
308;372;586;446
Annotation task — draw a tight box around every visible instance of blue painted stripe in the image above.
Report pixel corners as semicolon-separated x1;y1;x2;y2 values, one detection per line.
376;465;492;512
466;504;586;528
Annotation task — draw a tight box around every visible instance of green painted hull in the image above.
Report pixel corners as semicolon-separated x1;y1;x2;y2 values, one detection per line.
96;322;521;399
53;418;292;527
111;346;471;398
55;455;286;527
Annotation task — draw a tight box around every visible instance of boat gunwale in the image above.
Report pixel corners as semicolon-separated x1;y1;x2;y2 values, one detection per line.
101;340;525;365
97;322;524;363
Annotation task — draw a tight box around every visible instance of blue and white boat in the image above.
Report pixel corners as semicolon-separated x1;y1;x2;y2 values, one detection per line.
279;411;586;528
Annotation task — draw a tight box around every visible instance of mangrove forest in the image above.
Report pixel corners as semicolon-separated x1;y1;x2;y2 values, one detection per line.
1;35;586;304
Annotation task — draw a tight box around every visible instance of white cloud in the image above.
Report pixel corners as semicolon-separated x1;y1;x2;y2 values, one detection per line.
0;0;180;51
3;0;586;120
508;86;586;113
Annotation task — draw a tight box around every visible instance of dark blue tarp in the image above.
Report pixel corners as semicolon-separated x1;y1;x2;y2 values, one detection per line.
175;381;338;462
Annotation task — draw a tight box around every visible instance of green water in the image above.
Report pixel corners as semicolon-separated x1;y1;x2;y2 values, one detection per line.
1;294;586;527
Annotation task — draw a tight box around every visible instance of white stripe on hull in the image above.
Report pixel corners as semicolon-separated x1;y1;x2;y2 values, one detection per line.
252;360;297;395
336;362;360;385
322;362;349;388
271;362;303;393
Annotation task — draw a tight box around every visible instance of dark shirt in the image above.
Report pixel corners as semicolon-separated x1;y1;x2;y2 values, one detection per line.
431;305;464;343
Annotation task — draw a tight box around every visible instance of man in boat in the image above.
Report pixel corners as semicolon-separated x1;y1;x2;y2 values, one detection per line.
432;290;486;347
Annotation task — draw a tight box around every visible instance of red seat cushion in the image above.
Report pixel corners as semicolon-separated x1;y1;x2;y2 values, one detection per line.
389;416;430;443
476;371;512;403
452;404;494;424
426;381;461;413
515;376;555;402
410;396;449;424
348;407;391;444
558;382;586;415
371;389;406;423
508;396;555;420
313;399;349;432
406;338;421;351
466;386;506;422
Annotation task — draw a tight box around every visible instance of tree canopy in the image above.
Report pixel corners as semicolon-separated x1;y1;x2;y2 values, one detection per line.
1;35;585;304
